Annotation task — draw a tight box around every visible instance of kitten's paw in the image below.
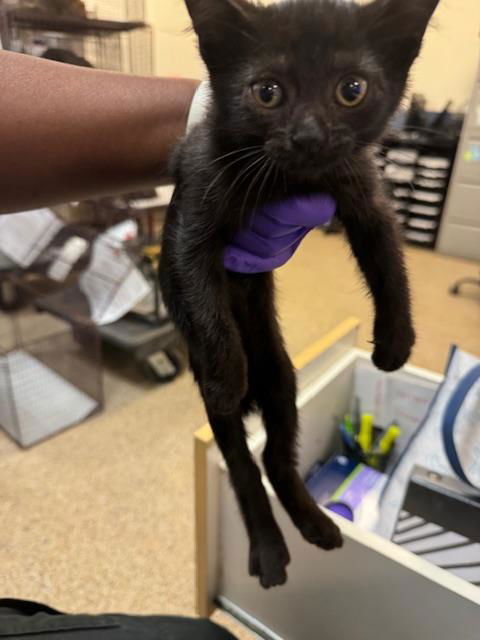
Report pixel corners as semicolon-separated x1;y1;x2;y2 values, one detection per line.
249;539;290;589
372;323;416;372
298;510;344;551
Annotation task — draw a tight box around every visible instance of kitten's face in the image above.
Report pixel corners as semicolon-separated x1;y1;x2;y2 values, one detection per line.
229;30;391;176
186;0;440;179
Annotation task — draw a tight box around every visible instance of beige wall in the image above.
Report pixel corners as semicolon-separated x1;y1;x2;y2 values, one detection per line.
147;0;480;112
145;0;203;78
411;0;480;111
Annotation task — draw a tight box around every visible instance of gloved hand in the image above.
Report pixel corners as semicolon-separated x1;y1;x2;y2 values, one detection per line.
224;194;337;274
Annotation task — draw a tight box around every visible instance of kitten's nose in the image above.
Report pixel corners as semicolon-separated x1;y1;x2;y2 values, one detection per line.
291;116;327;150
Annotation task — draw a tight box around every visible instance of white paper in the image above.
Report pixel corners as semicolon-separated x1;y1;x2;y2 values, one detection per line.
414;177;446;189
405;230;435;243
408;203;440;216
0;208;63;267
408;217;437;231
385;164;415;183
0;350;98;446
79;235;150;325
416;168;448;179
354;360;437;435
387;149;419;165
393;187;411;199
104;219;138;244
417;156;451;170
412;189;443;203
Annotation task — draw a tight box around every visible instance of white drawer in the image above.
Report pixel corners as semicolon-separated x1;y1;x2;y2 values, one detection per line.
195;319;480;639
468;82;480;137
437;221;480;261
442;183;480;228
454;137;480;185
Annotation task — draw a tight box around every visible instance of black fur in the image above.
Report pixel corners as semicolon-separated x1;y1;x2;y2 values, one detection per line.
160;0;439;588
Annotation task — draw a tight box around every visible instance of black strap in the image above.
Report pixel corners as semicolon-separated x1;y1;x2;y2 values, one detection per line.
0;600;61;617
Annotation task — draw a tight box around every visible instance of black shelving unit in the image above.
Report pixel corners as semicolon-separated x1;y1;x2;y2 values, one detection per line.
376;132;458;249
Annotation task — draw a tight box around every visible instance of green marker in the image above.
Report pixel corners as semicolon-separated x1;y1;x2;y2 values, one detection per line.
344;414;355;436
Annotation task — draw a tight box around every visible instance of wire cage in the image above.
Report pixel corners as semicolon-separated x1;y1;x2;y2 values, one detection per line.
0;0;153;74
0;208;157;446
86;0;144;21
0;307;103;447
0;209;155;321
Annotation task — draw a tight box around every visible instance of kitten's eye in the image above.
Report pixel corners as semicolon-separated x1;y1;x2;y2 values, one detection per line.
336;77;368;107
251;81;284;109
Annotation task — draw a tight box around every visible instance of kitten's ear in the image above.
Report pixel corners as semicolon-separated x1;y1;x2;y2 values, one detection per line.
185;0;257;69
362;0;440;72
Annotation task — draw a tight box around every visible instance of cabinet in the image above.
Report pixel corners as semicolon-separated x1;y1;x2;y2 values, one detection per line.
438;53;480;260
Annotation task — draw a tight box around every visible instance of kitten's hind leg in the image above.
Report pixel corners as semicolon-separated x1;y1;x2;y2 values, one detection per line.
243;275;343;551
205;406;291;588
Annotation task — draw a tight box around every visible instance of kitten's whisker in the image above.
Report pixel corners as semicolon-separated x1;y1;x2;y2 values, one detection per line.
201;150;262;207
238;155;274;228
251;158;274;222
354;140;385;151
239;156;271;226
209;145;263;167
217;156;265;215
216;153;266;215
272;164;280;200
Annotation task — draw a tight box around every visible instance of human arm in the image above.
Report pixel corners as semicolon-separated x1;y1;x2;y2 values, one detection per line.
0;50;199;214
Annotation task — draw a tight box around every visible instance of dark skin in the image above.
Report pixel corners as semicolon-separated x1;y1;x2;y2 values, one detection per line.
0;50;199;214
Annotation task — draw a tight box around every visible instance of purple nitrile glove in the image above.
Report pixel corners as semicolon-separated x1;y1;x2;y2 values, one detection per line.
224;194;336;274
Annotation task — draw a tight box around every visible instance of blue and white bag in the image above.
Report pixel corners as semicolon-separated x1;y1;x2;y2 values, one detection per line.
377;346;480;540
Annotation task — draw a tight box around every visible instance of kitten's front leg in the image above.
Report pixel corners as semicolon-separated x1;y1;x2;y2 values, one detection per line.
160;217;247;415
336;169;415;371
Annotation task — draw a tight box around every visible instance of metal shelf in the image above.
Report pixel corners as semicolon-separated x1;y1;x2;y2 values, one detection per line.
6;8;146;35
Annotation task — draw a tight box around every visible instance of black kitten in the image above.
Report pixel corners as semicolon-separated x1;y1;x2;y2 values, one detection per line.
160;0;439;588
